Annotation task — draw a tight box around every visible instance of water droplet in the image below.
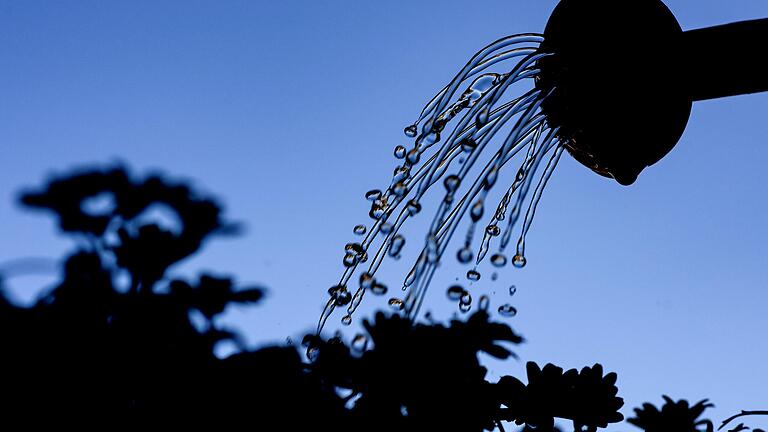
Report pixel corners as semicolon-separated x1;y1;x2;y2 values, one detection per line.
328;285;352;306
359;272;374;289
456;247;473;264
490;253;507;267
352;334;368;351
476;108;489;128
459;302;471;313
353;224;367;235
512;254;527;268
460;292;472;305
470;201;484;222
467;269;481;281
345;242;364;254
509;285;517;296
394;145;407;159
406;200;422;216
470;73;499;93
461;137;477;152
443;175;460;193
393;165;410;182
388;298;404;311
369;206;385;220
343;252;358;267
426;249;439;264
404;124;418;138
406;148;420;165
479;295;490;311
365;189;382;201
491;272;498;281
446;285;465;301
389;235;405;256
380;222;393;234
392;181;407;197
371;282;388;295
484;167;498;189
404;259;421;287
486;225;501;237
498;304;517;317
421;131;440;146
341;315;352;325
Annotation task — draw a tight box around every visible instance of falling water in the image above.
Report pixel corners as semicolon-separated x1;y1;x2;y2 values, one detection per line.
318;33;566;333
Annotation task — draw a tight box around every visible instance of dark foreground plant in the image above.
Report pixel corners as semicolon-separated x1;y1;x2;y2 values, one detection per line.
0;166;760;431
629;397;715;432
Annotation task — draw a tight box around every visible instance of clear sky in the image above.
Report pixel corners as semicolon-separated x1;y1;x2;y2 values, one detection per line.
1;0;766;426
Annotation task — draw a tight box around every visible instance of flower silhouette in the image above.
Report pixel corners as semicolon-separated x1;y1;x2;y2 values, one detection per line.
498;362;623;431
2;164;753;431
628;396;714;432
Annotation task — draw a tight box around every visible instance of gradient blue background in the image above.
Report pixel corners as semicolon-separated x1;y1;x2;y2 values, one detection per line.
1;0;766;427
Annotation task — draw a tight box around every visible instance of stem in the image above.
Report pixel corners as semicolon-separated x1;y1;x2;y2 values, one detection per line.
719;410;768;431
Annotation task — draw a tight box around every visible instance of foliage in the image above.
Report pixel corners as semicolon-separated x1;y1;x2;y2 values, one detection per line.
0;166;761;431
629;397;715;432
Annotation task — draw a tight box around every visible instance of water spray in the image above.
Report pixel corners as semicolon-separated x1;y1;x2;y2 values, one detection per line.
317;0;768;333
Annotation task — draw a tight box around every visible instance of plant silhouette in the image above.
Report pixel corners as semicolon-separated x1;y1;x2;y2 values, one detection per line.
629;397;715;432
0;165;761;431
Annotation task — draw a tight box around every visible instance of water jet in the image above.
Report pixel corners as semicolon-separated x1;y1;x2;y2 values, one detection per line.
317;0;768;331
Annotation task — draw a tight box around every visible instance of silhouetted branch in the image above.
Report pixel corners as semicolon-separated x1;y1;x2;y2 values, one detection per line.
719;411;768;431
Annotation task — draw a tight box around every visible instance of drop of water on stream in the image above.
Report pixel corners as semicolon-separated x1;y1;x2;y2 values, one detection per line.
447;285;465;301
388;298;405;311
498;304;518;317
457;247;473;264
371;282;388;296
467;269;481;281
365;190;382;201
478;295;490;311
459;291;473;313
353;225;367;235
404;124;418;138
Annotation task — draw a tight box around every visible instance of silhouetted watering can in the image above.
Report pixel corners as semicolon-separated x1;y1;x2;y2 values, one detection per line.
536;0;768;185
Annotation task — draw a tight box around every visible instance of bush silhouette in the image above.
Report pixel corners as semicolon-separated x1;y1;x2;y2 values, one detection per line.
0;165;763;431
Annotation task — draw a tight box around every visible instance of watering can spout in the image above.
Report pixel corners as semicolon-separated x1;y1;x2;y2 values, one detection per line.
538;0;768;185
612;170;640;187
683;19;768;102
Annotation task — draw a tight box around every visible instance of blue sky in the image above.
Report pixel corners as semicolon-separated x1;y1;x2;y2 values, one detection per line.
1;0;766;426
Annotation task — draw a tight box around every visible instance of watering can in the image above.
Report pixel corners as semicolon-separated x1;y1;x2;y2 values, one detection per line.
536;0;768;185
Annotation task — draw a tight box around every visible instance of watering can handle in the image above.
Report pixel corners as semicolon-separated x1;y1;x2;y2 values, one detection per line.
684;18;768;101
